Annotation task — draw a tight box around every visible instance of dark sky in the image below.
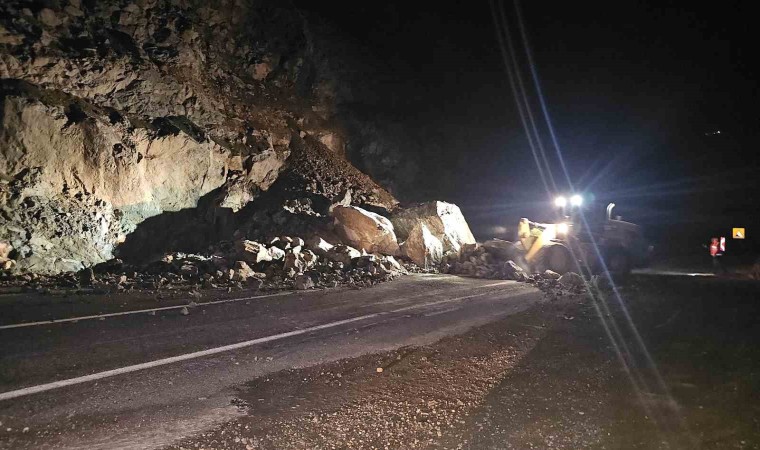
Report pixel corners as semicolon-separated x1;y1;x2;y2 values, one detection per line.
298;1;759;237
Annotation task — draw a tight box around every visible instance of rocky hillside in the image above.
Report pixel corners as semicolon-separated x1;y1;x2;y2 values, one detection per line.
0;0;400;273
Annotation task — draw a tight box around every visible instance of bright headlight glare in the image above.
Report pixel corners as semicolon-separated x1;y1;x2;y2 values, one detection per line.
570;194;583;207
557;222;569;234
554;196;567;208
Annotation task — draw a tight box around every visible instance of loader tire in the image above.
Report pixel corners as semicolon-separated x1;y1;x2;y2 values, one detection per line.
538;245;574;275
605;248;631;276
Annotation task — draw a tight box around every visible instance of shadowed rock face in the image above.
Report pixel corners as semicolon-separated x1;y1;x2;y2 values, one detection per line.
0;0;398;273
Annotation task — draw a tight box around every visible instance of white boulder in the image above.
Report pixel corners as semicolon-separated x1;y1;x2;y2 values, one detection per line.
401;223;443;267
391;201;475;253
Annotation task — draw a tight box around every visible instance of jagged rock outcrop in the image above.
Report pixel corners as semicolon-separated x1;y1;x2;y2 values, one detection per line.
0;0;399;273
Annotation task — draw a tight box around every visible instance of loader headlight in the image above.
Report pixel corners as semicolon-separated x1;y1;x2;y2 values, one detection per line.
570;194;583;207
554;196;567;208
557;222;569;234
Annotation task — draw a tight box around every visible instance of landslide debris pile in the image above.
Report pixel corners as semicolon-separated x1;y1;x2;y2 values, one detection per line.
0;200;472;293
0;0;402;274
441;238;599;297
0;190;603;297
441;239;526;280
0;235;411;294
0;0;590;299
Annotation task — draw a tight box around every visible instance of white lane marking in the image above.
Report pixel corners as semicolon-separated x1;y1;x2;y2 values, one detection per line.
633;269;715;277
0;280;513;331
0;287;527;401
423;306;464;317
0;291;296;330
468;281;515;288
357;280;517;313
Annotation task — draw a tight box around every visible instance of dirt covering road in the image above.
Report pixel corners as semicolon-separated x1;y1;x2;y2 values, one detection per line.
169;274;760;450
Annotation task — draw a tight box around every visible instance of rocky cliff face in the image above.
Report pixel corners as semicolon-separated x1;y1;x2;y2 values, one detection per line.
0;0;399;273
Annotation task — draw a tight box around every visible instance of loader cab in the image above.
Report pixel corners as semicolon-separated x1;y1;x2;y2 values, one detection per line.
552;195;601;242
552;196;652;273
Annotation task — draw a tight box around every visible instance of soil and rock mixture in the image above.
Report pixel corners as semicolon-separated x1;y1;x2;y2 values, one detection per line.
0;235;421;301
0;0;407;275
166;275;760;449
1;0;568;302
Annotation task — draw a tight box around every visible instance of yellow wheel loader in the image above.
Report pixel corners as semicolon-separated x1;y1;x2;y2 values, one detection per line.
516;197;652;276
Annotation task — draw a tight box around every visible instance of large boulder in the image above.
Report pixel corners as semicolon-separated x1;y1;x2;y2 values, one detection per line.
381;255;407;274
331;206;400;255
401;223;443;267
391;201;475;253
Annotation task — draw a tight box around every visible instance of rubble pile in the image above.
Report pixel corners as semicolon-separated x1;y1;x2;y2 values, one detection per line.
0;188;606;301
0;0;484;283
532;271;589;298
0;234;412;294
0;199;468;293
440;239;526;280
440;238;598;297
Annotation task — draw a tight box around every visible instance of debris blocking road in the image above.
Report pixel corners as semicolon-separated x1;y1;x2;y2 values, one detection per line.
1;200;599;301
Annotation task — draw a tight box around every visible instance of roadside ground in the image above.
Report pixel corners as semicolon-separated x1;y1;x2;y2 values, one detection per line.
169;274;760;449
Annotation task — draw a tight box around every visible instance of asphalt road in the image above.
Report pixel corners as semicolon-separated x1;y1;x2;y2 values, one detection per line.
164;273;760;450
0;274;542;450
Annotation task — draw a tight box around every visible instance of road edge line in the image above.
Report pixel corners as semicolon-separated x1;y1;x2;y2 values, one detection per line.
0;291;294;330
0;286;523;401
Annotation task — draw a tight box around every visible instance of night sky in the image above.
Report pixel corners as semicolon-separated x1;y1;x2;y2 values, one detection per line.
299;1;758;248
